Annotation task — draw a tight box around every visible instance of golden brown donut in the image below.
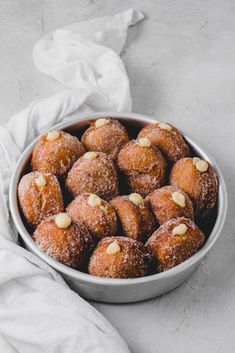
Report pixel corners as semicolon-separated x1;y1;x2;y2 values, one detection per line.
32;130;85;178
81;118;129;160
110;193;155;242
66;193;117;240
88;236;154;278
117;138;166;196
18;172;64;227
33;213;94;269
138;122;190;162
169;157;218;217
66;151;119;201
148;185;194;225
146;217;205;272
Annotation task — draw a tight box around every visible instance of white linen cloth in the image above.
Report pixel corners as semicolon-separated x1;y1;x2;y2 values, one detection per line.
0;9;144;353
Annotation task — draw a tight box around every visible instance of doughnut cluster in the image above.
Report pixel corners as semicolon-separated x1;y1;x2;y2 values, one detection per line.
18;118;218;278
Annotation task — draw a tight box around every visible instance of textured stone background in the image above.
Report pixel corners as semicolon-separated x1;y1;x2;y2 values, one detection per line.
1;1;234;352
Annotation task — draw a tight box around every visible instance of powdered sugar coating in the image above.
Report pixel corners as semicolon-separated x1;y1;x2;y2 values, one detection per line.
88;236;154;278
81;118;129;160
110;195;155;242
169;157;218;217
138;122;190;162
148;185;194;225
18;172;64;226
146;217;205;272
66;152;119;201
117;140;166;196
32;130;85;178
66;193;117;240
33;214;94;269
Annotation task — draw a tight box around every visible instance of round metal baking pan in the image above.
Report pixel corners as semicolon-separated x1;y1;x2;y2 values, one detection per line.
9;112;227;303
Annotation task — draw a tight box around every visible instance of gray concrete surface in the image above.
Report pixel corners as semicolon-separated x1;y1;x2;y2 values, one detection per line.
1;1;234;352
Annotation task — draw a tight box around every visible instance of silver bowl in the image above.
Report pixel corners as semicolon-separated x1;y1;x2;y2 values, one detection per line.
9;112;227;303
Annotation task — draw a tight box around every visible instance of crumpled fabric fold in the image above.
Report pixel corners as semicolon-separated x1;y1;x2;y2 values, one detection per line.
0;9;144;353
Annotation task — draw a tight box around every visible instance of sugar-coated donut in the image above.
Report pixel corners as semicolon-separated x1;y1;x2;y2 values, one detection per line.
81;118;129;160
110;193;155;242
138;122;190;162
88;236;154;278
32;130;85;178
33;213;94;269
66;151;119;201
18;172;64;226
148;185;194;225
146;217;205;272
66;193;117;240
170;157;218;217
117;138;166;196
